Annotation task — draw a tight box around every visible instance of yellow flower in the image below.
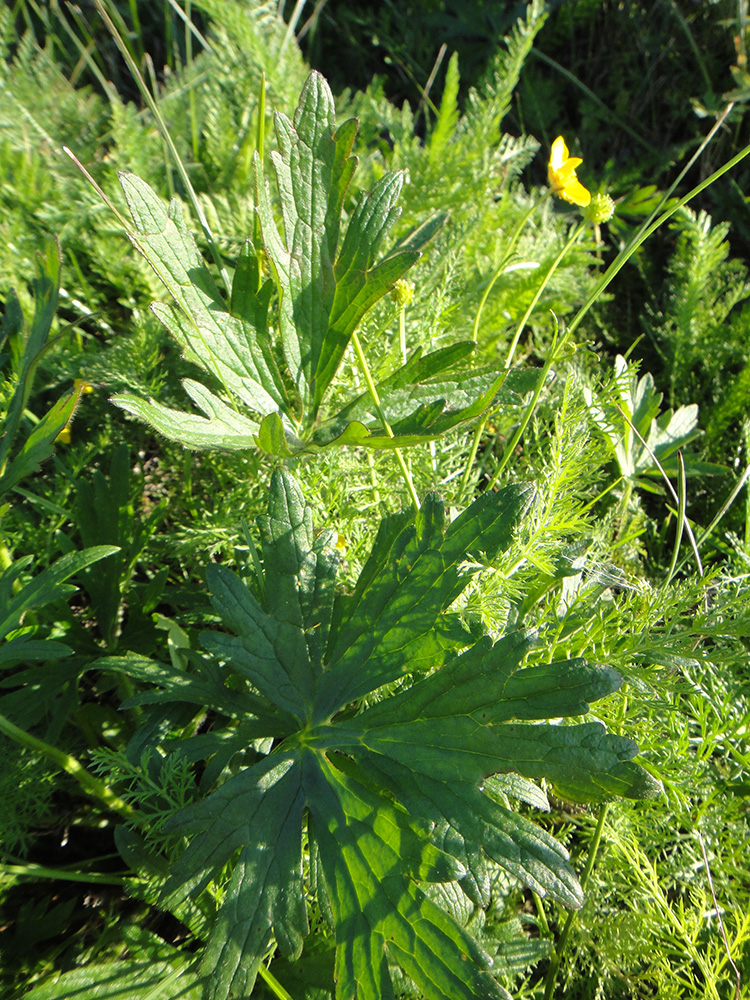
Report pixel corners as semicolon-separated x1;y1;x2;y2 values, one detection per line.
548;135;591;207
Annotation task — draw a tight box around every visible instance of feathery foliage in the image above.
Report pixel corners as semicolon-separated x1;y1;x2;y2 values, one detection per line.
3;2;750;999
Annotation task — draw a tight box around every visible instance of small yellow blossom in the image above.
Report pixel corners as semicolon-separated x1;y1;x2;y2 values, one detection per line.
548;136;591;207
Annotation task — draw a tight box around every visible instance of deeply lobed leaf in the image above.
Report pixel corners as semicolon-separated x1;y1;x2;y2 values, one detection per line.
148;470;659;1000
111;72;531;456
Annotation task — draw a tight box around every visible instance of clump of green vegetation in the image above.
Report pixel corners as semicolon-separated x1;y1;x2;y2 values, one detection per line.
1;2;749;999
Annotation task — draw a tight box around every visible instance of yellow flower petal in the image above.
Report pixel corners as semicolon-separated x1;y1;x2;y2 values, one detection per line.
557;177;591;207
549;135;569;170
548;135;591;207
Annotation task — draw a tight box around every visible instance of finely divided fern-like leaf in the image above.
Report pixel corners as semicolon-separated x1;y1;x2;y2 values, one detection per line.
463;0;548;141
428;51;460;162
136;469;661;1000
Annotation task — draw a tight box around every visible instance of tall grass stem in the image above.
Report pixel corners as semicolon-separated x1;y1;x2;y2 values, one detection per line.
350;332;421;509
0;712;134;820
91;0;233;297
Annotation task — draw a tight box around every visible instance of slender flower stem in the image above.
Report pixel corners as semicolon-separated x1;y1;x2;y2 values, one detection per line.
673;461;750;577
458;208;580;505
471;193;547;345
350;332;420;510
365;450;382;507
483;323;567;495
543;802;609;1000
399;302;408;366
567;104;740;343
463;114;747;507
258;963;296;1000
505;221;585;371
1;863;127;885
254;72;267;257
0;712;134;821
456;420;486;505
615;480;634;542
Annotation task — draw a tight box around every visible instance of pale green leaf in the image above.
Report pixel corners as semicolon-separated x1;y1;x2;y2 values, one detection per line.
114;387;259;451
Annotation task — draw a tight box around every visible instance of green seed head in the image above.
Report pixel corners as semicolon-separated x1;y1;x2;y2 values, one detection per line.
392;279;415;307
584;193;616;225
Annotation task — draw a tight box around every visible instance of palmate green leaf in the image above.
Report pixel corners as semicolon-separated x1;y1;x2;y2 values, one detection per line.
111;171;282;445
110;72;433;450
150;470;659;1000
305;753;510;1000
94;651;291;738
113;72;536;456
201;463;339;718
584;354;704;482
317;362;541;450
313;482;535;721
313;631;657;911
291;356;537;452
163;753;307;999
117;175;283;416
115;382;260;451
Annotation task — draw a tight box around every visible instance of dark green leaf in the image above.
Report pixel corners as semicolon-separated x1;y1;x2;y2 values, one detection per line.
306;753;510;1000
163;754;306;1000
0;390;77;498
314;484;535;720
147;472;658;1000
0;546;120;642
0;240;62;475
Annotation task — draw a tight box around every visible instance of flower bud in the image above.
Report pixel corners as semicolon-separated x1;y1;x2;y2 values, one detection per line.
391;279;414;308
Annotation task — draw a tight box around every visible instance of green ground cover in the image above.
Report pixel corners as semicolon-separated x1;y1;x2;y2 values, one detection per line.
1;2;749;998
